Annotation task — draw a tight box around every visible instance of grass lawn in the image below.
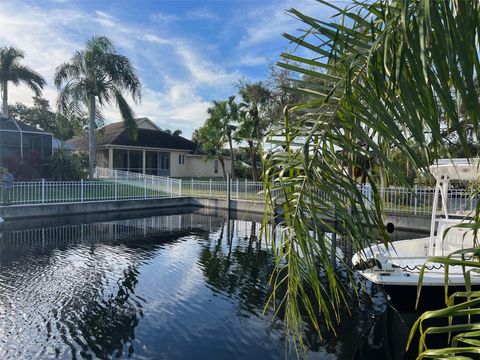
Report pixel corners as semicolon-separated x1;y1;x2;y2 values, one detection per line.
11;180;170;205
8;178;263;205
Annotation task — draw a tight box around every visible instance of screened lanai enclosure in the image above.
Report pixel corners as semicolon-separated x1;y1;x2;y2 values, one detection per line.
0;117;53;164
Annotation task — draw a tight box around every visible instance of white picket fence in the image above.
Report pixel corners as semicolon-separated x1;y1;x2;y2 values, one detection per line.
180;178;264;200
94;167;265;200
10;178;180;205
3;167;478;217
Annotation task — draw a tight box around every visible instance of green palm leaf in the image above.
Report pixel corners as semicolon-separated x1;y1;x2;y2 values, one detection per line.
264;0;480;356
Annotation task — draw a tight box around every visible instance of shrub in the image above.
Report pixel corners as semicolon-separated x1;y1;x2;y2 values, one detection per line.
49;144;83;180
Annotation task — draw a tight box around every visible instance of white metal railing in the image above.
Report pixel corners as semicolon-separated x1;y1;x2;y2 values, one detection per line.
359;185;478;216
8;176;180;205
3;167;479;216
178;178;265;200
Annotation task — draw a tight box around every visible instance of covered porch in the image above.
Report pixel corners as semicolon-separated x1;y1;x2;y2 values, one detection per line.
98;146;171;176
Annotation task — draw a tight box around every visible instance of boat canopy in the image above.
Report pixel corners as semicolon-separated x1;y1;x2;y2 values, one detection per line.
429;158;480;182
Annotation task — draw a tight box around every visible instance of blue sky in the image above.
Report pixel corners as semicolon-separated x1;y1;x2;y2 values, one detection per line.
0;0;337;138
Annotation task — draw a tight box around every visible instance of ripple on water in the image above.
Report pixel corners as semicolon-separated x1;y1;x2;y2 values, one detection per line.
0;213;385;359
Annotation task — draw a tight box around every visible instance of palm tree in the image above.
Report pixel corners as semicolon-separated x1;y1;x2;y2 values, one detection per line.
54;36;141;179
164;129;182;136
207;96;238;179
264;0;480;356
237;81;271;181
195;119;228;179
0;47;45;118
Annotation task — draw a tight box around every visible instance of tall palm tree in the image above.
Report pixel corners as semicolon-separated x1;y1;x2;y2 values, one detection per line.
55;36;141;179
0;47;45;118
207;96;238;179
263;0;480;356
237;82;271;181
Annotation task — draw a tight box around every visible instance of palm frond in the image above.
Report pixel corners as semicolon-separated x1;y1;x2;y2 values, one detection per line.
12;64;46;96
114;88;137;140
263;0;480;353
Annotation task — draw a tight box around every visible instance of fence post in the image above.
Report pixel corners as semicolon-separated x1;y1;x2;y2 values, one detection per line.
41;178;45;204
227;173;231;209
191;178;194;195
115;178;118;200
80;178;84;203
179;179;182;197
414;185;418;215
245;179;247;198
144;177;147;199
236;179;239;200
209;179;212;197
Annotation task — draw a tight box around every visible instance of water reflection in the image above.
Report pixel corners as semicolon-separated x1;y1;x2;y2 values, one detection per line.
0;210;291;359
0;209;420;359
198;217;275;317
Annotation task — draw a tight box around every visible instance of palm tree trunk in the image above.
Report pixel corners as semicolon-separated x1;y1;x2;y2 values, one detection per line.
219;156;227;180
88;94;96;179
228;134;235;179
1;82;8;118
248;140;258;181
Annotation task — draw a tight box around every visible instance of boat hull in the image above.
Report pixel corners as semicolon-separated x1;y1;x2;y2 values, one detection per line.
382;283;479;312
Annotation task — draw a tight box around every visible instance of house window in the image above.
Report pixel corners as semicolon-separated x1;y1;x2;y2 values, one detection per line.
214;159;219;174
159;152;170;169
178;154;185;165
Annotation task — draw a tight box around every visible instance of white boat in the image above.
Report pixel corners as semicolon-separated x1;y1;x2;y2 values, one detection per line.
352;159;480;308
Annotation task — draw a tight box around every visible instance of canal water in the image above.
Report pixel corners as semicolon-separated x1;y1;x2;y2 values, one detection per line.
0;208;423;359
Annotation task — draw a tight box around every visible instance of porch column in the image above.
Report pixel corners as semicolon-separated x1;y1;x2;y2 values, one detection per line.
142;150;146;174
108;148;114;169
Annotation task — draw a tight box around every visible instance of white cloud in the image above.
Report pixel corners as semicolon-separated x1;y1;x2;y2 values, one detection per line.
175;42;241;88
150;12;180;24
186;8;219;21
129;83;211;137
239;54;268;67
140;33;171;45
238;0;337;49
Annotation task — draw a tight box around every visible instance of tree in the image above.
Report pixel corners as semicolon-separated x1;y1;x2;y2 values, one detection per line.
164;129;182;136
263;0;480;356
206;96;238;179
236;81;271;181
0;47;45;118
8;97;87;140
54;36;141;179
194;119;228;179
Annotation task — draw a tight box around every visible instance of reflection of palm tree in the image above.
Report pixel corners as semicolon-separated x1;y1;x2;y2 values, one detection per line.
74;265;142;358
198;219;274;314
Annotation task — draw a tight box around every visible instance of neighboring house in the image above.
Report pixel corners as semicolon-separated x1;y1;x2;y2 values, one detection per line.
0;116;53;162
67;117;231;178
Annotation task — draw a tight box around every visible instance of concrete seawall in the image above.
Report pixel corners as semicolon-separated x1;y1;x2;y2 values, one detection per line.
0;197;195;220
0;197;432;233
0;196;268;221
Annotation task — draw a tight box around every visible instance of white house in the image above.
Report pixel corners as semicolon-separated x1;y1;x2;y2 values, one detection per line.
67;117;231;178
